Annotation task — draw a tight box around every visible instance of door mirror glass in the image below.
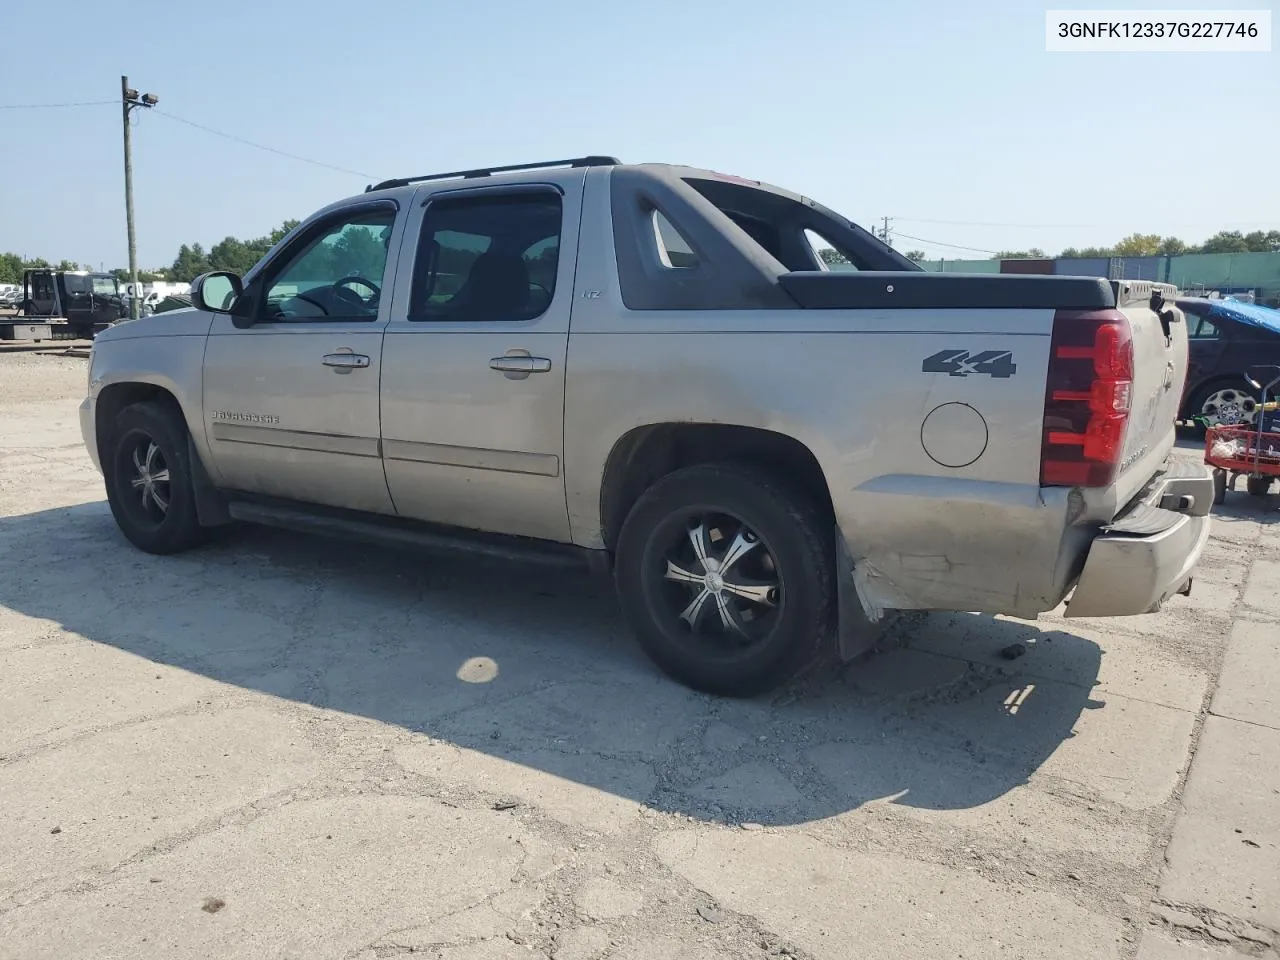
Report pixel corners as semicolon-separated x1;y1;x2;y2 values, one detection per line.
191;272;243;314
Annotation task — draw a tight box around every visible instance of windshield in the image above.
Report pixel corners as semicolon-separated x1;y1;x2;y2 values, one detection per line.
62;274;90;295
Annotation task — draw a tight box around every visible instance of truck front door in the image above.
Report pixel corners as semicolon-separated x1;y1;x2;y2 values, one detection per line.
201;200;401;515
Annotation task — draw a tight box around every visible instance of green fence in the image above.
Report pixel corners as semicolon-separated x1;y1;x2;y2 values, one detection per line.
920;259;1000;274
919;252;1280;300
1167;252;1280;294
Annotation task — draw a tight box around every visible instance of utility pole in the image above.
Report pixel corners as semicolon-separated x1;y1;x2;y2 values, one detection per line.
880;216;894;248
121;76;158;320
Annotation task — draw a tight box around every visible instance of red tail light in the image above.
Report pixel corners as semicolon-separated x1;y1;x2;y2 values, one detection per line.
1041;309;1134;487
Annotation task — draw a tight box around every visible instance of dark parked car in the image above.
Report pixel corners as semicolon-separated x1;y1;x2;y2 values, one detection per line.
1177;297;1280;426
151;293;193;314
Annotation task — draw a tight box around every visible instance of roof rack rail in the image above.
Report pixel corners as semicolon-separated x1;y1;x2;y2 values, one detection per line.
365;156;621;193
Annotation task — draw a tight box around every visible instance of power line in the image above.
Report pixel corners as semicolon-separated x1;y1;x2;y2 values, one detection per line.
0;99;116;110
896;216;1095;229
150;109;375;179
894;231;1000;256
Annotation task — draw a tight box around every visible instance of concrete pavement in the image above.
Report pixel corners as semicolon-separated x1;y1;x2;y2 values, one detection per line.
1;352;1277;959
1137;548;1280;958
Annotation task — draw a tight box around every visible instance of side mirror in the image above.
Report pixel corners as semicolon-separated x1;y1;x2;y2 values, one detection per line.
191;271;244;316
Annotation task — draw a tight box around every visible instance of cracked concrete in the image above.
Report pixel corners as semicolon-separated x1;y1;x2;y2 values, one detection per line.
1;352;1279;959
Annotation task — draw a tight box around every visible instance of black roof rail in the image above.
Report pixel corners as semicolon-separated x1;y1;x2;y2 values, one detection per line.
365;156;620;193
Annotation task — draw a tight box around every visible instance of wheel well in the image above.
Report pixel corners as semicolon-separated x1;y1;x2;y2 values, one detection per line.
598;423;835;550
95;382;184;458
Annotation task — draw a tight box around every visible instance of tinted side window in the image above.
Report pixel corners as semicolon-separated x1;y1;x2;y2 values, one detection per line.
261;208;395;322
62;274;91;296
683;175;918;272
1190;317;1220;340
653;211;698;268
32;274;55;301
804;228;858;272
410;193;562;322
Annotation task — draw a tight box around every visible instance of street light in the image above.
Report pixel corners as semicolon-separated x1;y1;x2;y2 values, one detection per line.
121;76;158;320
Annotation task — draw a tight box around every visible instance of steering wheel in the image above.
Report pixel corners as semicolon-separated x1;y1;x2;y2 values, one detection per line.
270;291;330;318
333;276;381;308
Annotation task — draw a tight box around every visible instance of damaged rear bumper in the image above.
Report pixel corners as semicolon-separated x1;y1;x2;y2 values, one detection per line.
1064;461;1215;618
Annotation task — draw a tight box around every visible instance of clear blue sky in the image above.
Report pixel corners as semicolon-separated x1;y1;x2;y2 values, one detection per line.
2;0;1275;269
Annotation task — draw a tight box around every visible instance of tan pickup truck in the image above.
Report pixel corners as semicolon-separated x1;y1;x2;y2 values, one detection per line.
80;156;1214;696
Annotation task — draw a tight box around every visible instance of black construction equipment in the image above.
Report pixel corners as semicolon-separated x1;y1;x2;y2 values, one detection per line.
15;269;126;338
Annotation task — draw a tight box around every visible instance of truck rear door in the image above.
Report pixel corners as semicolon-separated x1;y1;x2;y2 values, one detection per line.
377;173;585;542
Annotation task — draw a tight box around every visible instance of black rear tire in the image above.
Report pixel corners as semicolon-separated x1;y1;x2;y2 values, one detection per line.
104;401;208;555
1213;469;1228;506
1247;476;1272;497
614;463;835;697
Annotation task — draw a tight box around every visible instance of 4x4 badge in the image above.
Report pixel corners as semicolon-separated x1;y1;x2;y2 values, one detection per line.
922;349;1017;379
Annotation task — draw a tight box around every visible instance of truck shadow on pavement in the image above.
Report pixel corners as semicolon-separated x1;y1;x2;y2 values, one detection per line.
1;501;1132;828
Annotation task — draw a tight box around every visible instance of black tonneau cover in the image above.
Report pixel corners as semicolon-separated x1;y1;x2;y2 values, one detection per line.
779;272;1116;311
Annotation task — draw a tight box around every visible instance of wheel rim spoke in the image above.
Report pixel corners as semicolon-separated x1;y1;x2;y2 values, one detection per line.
714;591;747;635
719;528;759;574
151;468;170;484
664;559;704;586
679;587;715;629
144;442;160;473
131;448;145;475
150;486;169;513
721;577;776;606
686;523;713;572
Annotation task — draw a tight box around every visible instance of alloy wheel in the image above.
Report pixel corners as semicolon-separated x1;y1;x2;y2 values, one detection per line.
656;512;782;648
1200;386;1258;427
122;433;171;525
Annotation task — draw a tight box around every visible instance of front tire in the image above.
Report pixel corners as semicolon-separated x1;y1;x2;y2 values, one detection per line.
614;464;835;697
104;401;207;555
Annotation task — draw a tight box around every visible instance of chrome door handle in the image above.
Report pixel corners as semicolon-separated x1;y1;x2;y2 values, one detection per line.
489;356;552;374
322;352;370;372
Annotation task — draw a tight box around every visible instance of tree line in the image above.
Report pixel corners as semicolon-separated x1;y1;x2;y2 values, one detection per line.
0;220;304;287
995;229;1280;261
167;220;302;282
821;229;1280;265
6;224;1279;288
0;254;92;285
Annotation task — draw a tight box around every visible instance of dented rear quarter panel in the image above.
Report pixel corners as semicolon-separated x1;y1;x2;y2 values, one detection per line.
564;176;1079;616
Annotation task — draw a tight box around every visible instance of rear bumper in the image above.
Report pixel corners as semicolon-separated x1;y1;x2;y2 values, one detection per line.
1065;462;1215;617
